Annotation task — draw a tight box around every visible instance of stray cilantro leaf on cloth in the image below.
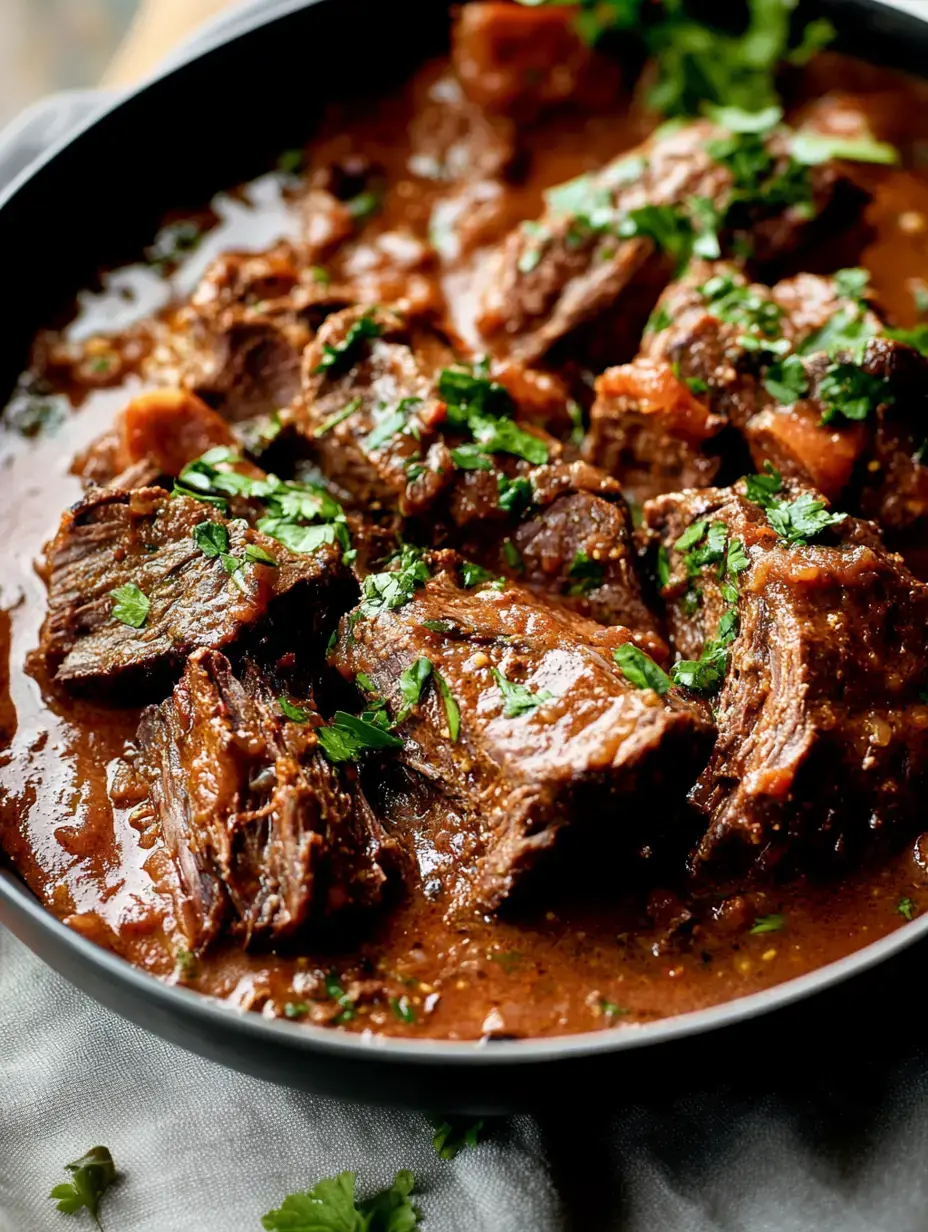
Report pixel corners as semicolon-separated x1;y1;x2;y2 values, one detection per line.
262;1169;420;1232
613;642;672;695
110;582;150;629
432;1118;485;1160
49;1146;117;1226
491;668;553;718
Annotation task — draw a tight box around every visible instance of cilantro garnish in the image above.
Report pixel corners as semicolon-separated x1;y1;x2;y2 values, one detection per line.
433;1119;484;1161
763;354;809;404
314;396;362;438
439;364;550;466
390;995;416;1024
262;1170;419;1232
316;712;404;764
886;323;928;358
491;668;553;718
396;657;432;722
791;131;899;167
278;696;311;723
283;1001;309;1019
314;312;383;376
817;362;893;425
49;1146;117;1226
365;397;422;450
671;607;739;694
358;545;430;617
898;897;918;922
460;560;496;588
502;539;523;572
324;973;356;1024
699;275;784;348
434;670;461;742
567;550;605;596
743;464;846;544
497;474;533;516
111;582;150;629
613;643;672;695
749;914;785;934
646;303;672;335
451;444;493;471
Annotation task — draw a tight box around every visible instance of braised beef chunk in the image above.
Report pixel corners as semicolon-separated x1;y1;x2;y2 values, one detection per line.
590;260;928;523
137;649;392;949
476;118;867;363
642;480;928;874
451;2;622;121
330;552;712;913
75;389;240;489
40;486;346;691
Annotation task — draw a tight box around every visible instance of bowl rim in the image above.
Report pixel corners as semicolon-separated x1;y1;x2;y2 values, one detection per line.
2;0;928;1070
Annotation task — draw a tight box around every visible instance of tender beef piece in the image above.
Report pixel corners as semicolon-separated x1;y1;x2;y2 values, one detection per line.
137;649;392;950
464;460;659;631
39;487;346;692
294;308;655;629
451;2;622;121
583;359;727;503
294;305;455;515
74;390;239;488
331;554;713;914
639;261;928;526
475;119;866;363
642;483;928;874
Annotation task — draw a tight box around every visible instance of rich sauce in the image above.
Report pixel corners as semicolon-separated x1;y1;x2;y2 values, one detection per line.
2;49;928;1040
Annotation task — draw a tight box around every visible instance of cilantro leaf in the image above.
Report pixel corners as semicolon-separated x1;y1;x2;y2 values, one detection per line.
763;354;809;404
314;397;363;438
491;668;553;718
567;550;605;595
791;131;899;167
450;444;493;471
314;313;383;376
433;670;461;743
317;713;404;764
359;546;430;618
886;323;928;358
497;474;534;516
898;896;918;922
743;461;783;505
396;658;432;722
613;643;672;695
192;520;229;558
750;914;785;934
111;582;150;628
764;491;846;545
460;560;494;588
278;696;311;723
49;1146;116;1225
432;1118;484;1161
262;1169;420;1232
817;362;893;425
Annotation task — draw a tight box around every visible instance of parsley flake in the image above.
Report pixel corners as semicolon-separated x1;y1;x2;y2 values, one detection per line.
111;582;150;629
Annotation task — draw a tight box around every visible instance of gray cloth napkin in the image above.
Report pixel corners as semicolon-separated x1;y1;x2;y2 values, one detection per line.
5;3;928;1230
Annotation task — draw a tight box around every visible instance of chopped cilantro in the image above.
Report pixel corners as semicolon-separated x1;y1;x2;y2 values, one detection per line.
283;1001;309;1019
502;539;523;572
600;998;628;1021
439;364;549;465
451;444;493;471
314;312;382;376
314;396;362;438
834;267;871;301
359;545;430;617
898;896;918;922
262;1170;420;1232
567;399;586;446
434;670;461;742
278;696;311;723
346;189;383;223
366;397;422;450
111;582;150;629
656;544;671;589
646;303;672;335
613;642;672;695
316;712;404;764
817;362;893;425
497;474;534;517
791;131;899;167
763;354;809;404
390;995;416;1024
396;657;432;722
567;550;605;596
324;973;356;1023
491;668;553;718
461;560;493;588
749;914;785;934
886;323;928;358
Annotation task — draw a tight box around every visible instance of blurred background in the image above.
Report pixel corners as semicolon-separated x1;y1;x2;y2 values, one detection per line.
0;0;238;126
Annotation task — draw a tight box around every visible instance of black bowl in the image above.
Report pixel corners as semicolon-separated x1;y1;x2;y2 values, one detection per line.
2;0;927;1112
